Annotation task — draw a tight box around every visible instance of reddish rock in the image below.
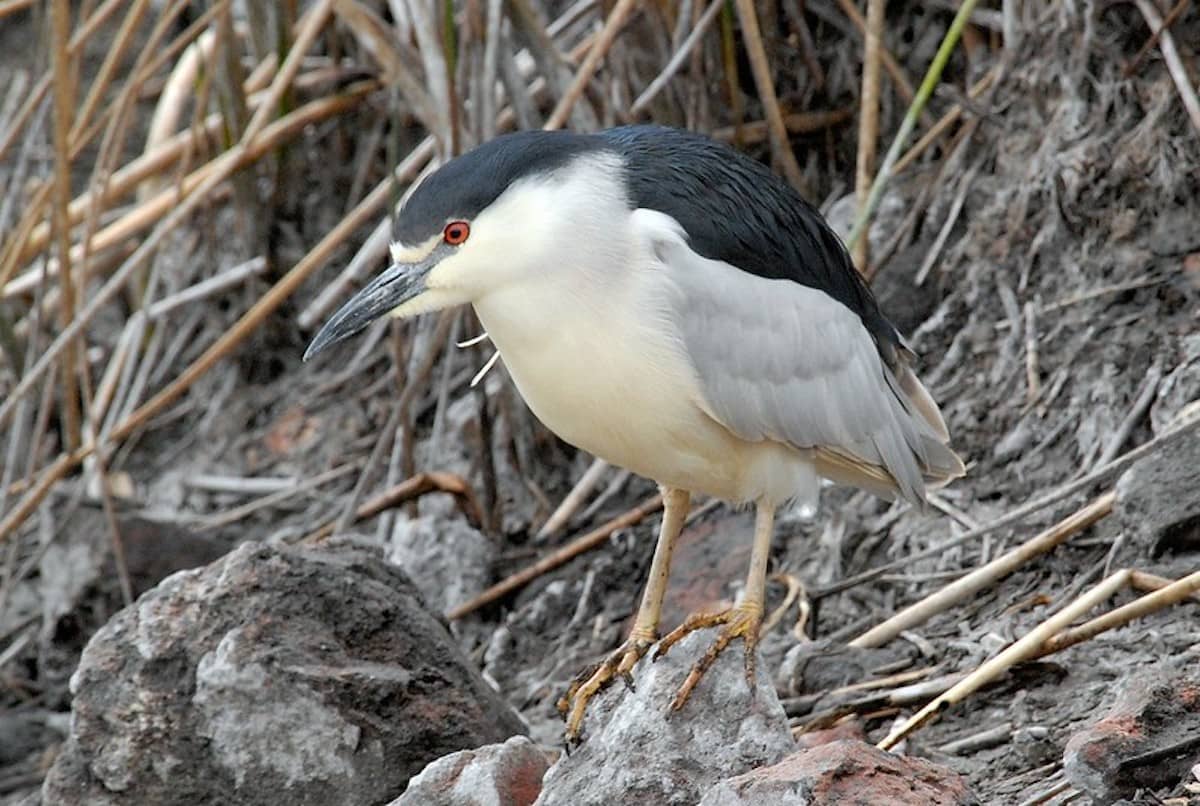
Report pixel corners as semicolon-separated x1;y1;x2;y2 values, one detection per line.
392;736;557;806
794;720;865;750
1064;667;1200;804
698;740;978;805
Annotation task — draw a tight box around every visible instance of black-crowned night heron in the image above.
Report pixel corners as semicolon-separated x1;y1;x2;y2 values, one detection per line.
305;125;964;741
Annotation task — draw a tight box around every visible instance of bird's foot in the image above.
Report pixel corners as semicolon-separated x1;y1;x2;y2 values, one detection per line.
653;603;763;711
558;632;655;744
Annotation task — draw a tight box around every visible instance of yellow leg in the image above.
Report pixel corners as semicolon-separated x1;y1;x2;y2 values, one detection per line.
655;500;775;710
560;487;690;741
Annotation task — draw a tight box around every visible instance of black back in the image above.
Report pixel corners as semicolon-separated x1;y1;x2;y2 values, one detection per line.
599;125;900;354
395;126;900;355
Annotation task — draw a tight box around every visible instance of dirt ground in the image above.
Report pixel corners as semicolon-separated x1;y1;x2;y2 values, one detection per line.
2;3;1200;804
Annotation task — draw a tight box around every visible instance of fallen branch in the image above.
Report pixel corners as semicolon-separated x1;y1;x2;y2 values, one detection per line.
814;413;1200;600
447;493;664;620
303;472;484;541
1039;569;1200;655
877;570;1132;750
849;492;1114;649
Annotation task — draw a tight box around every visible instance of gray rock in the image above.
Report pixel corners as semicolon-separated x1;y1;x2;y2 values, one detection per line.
391;735;556;806
43;540;524;806
388;514;496;615
1150;334;1200;435
535;632;794;806
1114;431;1200;555
699;740;978;805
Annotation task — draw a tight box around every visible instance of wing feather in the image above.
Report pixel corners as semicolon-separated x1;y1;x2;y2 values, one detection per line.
649;221;963;504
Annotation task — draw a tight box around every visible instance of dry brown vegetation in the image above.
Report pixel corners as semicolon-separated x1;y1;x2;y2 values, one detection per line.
1;0;1199;802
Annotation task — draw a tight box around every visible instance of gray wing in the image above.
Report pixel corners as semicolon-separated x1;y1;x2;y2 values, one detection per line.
649;218;962;504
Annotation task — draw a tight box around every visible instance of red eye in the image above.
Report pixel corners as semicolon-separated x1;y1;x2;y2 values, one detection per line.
443;221;470;245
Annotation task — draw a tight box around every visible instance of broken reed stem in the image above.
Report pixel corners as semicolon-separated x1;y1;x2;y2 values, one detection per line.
710;109;853;143
733;0;808;197
850;491;1115;649
1040;569;1200;655
7;59;291;281
814;413;1200;600
544;0;637;130
878;569;1132;750
891;67;997;176
846;0;982;251
243;0;334;142
832;0;917;106
303;472;484;542
1129;569;1200;603
852;0;885;271
447;493;665;620
50;0;83;453
536;457;610;539
0;83;373;427
1132;0;1200;138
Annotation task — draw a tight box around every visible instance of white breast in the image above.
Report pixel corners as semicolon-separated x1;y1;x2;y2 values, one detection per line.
471;254;819;507
461;160;821;507
471;269;735;495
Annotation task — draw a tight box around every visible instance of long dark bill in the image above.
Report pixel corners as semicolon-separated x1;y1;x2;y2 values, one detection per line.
303;258;434;362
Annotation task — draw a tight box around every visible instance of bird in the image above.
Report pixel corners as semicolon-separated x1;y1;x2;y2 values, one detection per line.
304;125;964;742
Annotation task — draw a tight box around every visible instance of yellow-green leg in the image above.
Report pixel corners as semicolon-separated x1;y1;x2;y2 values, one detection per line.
655;500;774;710
560;487;690;741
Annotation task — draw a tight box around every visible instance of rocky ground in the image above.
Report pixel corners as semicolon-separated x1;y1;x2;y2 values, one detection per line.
2;3;1200;805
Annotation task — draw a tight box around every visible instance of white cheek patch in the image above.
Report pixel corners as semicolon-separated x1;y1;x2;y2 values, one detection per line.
389;237;439;265
388;287;464;319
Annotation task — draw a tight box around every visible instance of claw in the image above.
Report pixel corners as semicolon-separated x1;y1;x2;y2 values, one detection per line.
560;636;654;743
656;605;764;711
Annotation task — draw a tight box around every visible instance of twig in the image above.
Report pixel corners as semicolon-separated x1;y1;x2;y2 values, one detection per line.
303;472;484;542
891;67;997;176
1091;360;1161;470
846;0;983;250
831;0;917;105
850;492;1114;649
1017;778;1073;806
143;257;269;320
710;109;853;143
545;0;637;130
1039;569;1200;655
1124;0;1190;77
813;413;1200;600
536;457;610;539
1129;569;1200;604
914;147;980;285
936;722;1013;755
733;0;808;197
50;0;82;452
631;0;722;116
0;0;35;19
447;493;664;620
877;570;1131;750
1132;0;1200;137
852;0;885;270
